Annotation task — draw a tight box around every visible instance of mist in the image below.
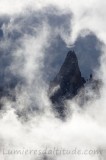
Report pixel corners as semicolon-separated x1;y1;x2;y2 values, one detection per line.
0;0;106;160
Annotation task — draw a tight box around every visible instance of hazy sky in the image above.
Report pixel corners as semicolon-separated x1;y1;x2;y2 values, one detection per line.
0;1;106;160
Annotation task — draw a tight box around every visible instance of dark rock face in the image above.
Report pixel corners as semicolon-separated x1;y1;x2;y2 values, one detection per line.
49;51;86;117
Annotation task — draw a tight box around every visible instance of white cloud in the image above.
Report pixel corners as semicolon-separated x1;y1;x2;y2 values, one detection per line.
0;0;106;160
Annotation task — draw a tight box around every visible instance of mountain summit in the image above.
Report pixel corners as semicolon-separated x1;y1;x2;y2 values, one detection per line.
49;50;86;117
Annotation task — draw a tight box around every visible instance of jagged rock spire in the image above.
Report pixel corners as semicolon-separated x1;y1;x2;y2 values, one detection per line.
49;50;86;118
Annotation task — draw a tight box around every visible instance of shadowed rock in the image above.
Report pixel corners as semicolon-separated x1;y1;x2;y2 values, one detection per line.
49;50;86;117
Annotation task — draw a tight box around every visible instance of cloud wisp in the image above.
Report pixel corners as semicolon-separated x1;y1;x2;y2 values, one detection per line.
0;1;106;160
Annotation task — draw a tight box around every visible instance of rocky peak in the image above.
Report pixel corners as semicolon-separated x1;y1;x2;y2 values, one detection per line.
49;50;86;117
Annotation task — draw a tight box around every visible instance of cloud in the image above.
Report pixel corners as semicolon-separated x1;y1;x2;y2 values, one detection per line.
0;1;106;160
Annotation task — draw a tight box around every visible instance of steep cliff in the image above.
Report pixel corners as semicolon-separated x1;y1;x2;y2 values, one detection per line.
49;50;86;117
